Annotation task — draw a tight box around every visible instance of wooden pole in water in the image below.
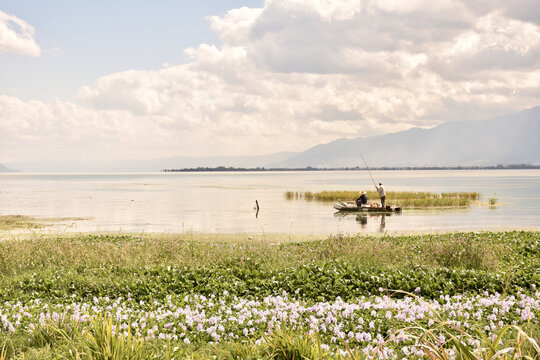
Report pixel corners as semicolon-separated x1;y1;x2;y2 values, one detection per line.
361;154;377;188
255;200;260;218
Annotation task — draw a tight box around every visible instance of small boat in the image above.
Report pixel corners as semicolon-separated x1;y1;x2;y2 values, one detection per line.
333;201;402;213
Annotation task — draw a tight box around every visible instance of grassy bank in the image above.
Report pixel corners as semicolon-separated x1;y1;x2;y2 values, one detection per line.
0;231;538;301
285;191;481;208
0;231;516;274
0;231;538;359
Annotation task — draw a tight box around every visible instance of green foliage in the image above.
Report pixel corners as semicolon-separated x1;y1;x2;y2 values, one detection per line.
4;318;537;360
8;315;154;360
2;259;537;303
79;314;147;360
0;231;538;359
27;316;81;348
3;231;533;276
262;328;330;360
0;231;538;303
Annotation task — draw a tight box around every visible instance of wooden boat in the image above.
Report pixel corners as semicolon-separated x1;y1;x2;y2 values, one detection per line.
333;201;402;213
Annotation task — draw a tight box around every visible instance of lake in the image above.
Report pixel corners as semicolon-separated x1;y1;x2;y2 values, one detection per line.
1;170;539;234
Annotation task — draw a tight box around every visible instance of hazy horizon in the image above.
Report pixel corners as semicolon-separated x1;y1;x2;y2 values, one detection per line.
1;1;539;168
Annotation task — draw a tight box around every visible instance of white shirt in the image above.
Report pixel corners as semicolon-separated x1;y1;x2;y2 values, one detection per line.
377;185;385;197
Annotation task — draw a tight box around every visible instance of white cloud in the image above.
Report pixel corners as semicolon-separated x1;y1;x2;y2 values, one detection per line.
0;10;40;56
1;0;539;165
430;11;540;77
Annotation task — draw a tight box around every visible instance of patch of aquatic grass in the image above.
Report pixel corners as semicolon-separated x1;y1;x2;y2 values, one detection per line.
0;215;89;232
284;191;301;200
285;190;481;208
0;215;44;230
399;197;472;207
441;192;480;200
490;197;498;206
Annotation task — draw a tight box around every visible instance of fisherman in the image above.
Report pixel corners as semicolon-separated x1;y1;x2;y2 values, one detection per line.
375;182;386;208
356;191;368;206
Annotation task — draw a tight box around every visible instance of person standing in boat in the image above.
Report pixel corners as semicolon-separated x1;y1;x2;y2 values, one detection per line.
375;183;386;208
356;191;368;206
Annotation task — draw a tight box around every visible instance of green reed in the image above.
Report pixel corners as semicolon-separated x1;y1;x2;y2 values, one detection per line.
285;191;480;208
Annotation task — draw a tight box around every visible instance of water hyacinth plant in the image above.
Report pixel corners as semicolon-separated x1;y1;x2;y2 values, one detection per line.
0;291;538;358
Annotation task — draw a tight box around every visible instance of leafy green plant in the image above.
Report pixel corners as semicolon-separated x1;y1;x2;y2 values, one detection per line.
27;316;81;348
79;314;148;360
0;342;8;360
263;327;330;360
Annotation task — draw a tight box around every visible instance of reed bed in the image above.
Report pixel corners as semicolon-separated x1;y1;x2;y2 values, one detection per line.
0;215;44;230
285;191;481;208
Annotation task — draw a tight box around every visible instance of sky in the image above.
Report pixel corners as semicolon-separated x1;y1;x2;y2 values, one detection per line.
1;0;539;166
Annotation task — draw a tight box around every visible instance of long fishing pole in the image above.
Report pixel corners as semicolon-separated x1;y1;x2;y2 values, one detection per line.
361;154;377;188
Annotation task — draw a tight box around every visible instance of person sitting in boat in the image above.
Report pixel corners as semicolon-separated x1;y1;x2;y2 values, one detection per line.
356;191;368;206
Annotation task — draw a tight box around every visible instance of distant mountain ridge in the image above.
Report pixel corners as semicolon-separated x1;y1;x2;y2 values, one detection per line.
271;106;540;168
0;164;15;172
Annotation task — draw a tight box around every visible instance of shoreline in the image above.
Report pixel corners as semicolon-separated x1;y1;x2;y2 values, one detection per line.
2;225;540;243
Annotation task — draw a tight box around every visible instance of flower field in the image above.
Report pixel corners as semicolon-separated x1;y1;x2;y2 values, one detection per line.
0;231;538;359
1;291;539;358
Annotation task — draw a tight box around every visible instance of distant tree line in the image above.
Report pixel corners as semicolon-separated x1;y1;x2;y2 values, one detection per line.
162;164;540;172
163;166;320;172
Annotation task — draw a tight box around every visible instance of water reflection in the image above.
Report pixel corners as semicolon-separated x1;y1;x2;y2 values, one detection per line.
335;212;398;232
357;214;368;227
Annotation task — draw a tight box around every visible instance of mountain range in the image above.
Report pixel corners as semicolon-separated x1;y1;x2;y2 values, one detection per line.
0;164;16;172
273;106;540;168
3;106;539;172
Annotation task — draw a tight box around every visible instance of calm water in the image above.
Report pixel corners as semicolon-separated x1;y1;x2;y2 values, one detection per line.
1;170;539;234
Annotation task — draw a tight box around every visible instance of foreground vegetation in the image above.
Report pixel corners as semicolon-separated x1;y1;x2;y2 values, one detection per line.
285;191;481;208
0;231;538;359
